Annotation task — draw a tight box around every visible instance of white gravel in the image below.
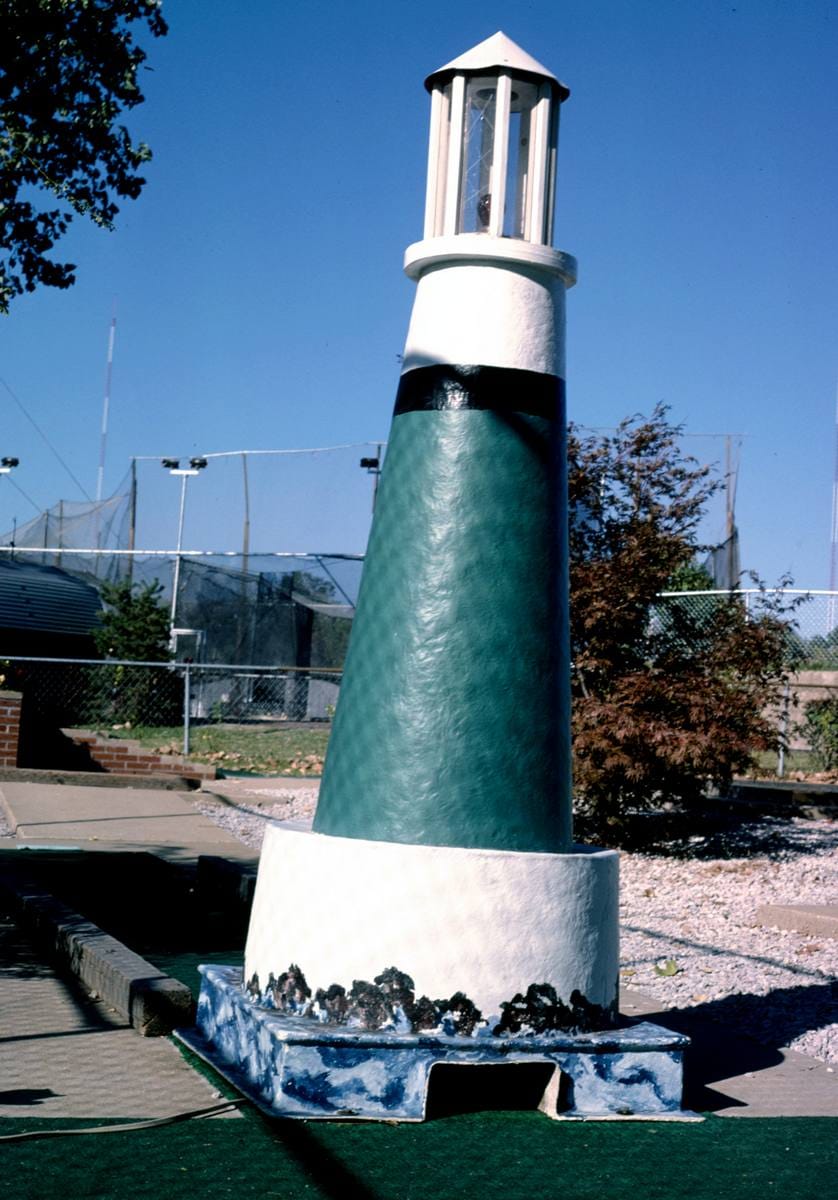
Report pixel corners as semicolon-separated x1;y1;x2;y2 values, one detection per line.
619;820;838;1066
194;785;319;850
183;793;838;1067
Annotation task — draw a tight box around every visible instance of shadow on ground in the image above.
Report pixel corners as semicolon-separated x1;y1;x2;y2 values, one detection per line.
0;849;246;996
577;807;838;859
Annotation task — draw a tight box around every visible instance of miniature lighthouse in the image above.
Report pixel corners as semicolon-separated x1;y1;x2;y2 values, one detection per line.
186;33;689;1121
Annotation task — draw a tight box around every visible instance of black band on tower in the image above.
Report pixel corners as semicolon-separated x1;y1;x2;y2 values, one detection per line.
394;364;564;420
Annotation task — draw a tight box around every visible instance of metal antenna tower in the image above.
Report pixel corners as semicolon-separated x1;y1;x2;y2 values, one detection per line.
96;314;117;504
829;381;838;630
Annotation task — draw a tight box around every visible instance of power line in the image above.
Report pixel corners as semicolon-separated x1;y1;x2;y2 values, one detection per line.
4;473;41;513
130;442;386;462
0;375;93;500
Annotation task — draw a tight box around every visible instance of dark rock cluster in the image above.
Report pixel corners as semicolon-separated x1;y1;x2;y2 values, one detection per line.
245;964;482;1035
244;967;611;1036
495;983;613;1035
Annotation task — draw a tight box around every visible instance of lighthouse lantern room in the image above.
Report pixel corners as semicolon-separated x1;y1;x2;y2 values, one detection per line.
422;31;568;244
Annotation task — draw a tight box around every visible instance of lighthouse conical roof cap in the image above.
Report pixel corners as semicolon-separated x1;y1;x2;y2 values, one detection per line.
425;31;569;100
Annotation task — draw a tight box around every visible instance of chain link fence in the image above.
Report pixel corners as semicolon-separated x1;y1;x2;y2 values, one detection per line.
6;589;838;777
3;656;342;761
656;589;838;667
657;589;838;775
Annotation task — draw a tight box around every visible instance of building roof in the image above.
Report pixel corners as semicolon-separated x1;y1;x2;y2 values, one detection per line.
0;559;102;640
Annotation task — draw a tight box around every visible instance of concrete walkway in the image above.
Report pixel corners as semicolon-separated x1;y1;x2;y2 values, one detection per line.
0;781;258;863
621;989;837;1117
0;914;237;1121
0;778;835;1120
0;781;256;1122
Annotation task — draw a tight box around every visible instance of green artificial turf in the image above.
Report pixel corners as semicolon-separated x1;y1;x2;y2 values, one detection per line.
2;1112;836;1200
144;948;244;997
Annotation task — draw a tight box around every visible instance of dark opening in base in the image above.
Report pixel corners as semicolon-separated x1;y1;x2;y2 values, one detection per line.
425;1061;564;1119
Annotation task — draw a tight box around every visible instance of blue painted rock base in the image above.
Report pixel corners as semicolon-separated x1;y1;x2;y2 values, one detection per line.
180;965;695;1122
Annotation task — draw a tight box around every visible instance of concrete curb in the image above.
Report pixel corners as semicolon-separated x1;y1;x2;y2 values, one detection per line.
728;780;838;820
0;766;200;790
197;854;258;911
0;868;195;1036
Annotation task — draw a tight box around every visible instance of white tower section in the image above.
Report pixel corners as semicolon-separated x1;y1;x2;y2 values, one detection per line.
403;32;576;378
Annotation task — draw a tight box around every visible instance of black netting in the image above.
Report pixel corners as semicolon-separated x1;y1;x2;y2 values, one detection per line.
171;557;357;667
0;536;360;667
0;493;132;583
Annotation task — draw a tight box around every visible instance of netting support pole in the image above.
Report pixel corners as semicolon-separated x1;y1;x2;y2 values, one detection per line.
239;453;251;661
241;453;250;575
183;663;192;756
170;472;190;636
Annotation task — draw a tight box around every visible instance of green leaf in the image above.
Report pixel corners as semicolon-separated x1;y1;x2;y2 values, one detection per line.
653;958;680;977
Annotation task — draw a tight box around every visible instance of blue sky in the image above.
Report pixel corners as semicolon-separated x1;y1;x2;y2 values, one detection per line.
1;0;836;586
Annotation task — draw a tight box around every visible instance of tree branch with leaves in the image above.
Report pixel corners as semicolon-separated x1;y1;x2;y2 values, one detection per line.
0;0;167;312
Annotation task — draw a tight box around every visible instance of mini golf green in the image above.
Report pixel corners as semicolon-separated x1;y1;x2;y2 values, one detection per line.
4;856;835;1199
2;1110;835;1200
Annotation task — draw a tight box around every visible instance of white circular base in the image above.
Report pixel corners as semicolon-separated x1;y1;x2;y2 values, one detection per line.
244;826;619;1027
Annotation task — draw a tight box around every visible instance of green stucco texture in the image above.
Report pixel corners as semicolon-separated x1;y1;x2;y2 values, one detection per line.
313;404;572;852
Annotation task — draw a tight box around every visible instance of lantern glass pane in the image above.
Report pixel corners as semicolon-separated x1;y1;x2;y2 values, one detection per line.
458;77;496;233
503;108;527;237
503;81;539;240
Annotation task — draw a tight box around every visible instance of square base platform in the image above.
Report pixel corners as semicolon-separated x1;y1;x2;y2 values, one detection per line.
178;966;695;1122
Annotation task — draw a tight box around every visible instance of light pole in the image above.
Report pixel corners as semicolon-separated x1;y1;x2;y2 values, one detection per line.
359;445;382;510
162;457;207;644
0;458;20;557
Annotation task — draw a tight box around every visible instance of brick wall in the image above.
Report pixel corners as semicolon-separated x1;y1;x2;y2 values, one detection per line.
0;690;21;767
62;729;216;782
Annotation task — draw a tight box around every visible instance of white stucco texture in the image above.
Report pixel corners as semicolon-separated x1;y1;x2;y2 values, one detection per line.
244;825;619;1022
401;253;568;377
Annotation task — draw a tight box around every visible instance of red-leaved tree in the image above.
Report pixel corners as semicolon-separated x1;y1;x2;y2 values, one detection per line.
568;405;796;837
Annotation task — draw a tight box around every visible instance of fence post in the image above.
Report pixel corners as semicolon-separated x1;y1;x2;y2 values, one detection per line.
777;682;790;778
183;663;192;757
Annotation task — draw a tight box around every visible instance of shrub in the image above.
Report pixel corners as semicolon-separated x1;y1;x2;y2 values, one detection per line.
87;579;180;727
799;698;838;772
